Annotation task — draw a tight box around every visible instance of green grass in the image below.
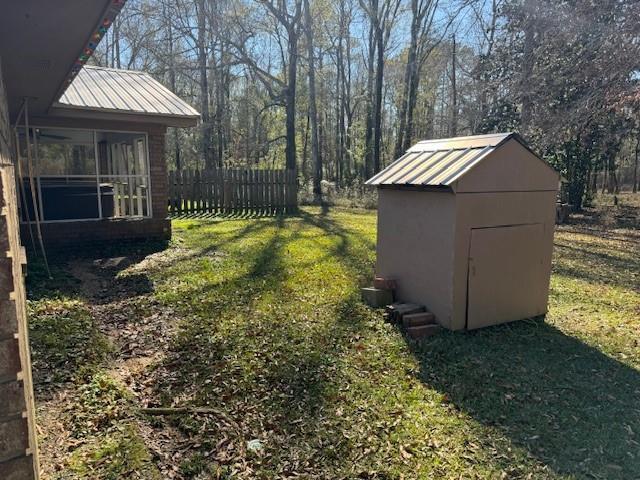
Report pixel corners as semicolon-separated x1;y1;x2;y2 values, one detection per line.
29;200;640;479
28;299;113;384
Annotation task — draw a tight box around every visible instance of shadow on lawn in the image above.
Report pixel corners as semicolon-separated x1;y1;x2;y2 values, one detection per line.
26;240;167;302
407;318;640;478
147;213;373;472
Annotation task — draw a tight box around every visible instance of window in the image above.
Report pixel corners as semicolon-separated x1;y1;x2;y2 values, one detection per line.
18;128;151;222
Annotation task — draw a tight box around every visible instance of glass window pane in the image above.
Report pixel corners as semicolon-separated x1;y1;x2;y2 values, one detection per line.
35;129;96;176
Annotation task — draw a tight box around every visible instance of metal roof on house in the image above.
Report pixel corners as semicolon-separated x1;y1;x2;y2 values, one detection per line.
54;65;200;121
366;132;518;187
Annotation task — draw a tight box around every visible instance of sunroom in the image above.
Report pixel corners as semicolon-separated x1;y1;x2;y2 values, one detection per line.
19;127;151;221
17;66;199;245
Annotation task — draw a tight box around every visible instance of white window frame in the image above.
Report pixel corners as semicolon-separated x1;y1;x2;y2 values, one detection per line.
19;126;152;224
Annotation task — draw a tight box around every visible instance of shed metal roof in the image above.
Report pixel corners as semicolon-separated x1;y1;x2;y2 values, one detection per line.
366;132;520;187
53;66;200;121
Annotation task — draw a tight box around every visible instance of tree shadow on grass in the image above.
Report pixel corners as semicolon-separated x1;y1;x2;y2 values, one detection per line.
296;209;376;280
146;213;375;474
405;319;640;479
552;241;640;291
26;240;167;302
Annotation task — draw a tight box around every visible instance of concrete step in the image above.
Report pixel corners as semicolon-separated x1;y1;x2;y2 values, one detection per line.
402;312;436;328
406;324;440;340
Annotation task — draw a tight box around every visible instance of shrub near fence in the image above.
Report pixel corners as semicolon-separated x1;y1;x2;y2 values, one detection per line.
168;168;297;216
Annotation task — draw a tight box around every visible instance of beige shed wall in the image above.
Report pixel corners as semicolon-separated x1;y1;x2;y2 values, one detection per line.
375;188;456;327
450;190;557;330
453;139;559;193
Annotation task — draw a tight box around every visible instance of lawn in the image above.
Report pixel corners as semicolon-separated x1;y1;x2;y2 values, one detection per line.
28;195;639;479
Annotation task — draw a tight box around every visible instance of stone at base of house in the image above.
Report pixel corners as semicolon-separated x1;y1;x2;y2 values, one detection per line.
361;287;394;308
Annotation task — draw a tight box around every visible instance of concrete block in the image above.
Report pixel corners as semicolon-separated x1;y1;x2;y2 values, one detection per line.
361;287;394;308
402;312;436;328
406;324;440;340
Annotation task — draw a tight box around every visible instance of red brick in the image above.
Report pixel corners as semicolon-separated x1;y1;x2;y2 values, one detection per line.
0;216;8;252
406;324;440;340
402;312;436;328
0;257;13;295
0;299;17;338
373;276;397;291
0;417;29;458
0;381;25;419
0;454;35;480
0;338;21;379
387;303;425;322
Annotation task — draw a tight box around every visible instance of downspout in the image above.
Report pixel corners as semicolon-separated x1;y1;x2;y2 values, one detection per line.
22;98;51;277
12;101;37;253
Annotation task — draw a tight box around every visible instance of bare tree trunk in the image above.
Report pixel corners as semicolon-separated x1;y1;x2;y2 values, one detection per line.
363;14;376;180
633;136;639;193
285;28;299;171
304;0;322;200
164;2;181;169
197;0;213;169
302;113;310;181
476;0;498;133
520;0;535;131
114;16;121;68
394;1;419;158
450;34;458;137
372;24;384;174
335;34;343;187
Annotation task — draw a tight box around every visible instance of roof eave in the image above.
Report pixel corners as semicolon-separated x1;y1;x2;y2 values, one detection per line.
375;184;453;192
49;104;200;128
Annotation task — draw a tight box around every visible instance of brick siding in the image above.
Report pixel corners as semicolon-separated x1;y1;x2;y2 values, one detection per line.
0;56;39;479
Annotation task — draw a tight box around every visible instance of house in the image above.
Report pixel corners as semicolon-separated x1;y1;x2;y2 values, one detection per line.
3;3;199;247
367;133;560;330
0;2;197;477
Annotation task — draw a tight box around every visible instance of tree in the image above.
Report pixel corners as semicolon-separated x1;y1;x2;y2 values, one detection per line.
303;0;322;199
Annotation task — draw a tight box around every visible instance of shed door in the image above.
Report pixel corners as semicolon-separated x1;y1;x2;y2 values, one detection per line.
467;224;546;329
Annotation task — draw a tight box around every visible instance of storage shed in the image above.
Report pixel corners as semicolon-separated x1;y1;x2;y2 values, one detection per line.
366;132;560;330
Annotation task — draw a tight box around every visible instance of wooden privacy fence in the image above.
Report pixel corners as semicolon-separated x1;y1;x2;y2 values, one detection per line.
168;168;297;215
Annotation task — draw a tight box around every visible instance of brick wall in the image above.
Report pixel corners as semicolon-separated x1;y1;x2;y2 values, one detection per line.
18;117;171;247
23;217;170;247
148;132;168;220
0;57;39;479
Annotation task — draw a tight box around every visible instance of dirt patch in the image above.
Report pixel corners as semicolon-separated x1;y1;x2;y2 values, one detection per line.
34;249;196;478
